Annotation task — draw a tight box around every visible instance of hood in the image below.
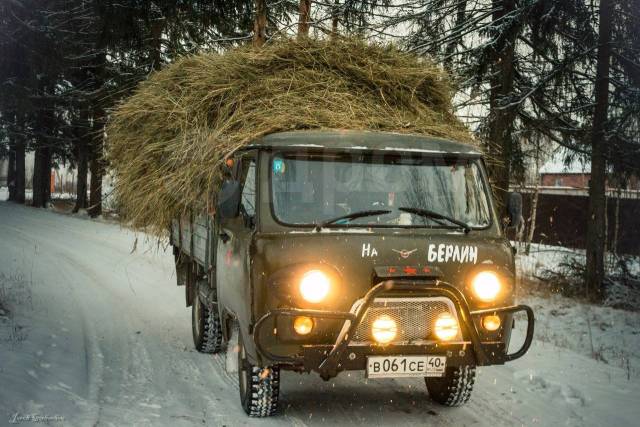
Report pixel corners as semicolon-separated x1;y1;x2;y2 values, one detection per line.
253;229;515;314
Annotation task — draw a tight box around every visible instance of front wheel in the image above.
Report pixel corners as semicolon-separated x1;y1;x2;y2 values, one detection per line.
191;291;223;353
238;332;280;417
425;365;476;407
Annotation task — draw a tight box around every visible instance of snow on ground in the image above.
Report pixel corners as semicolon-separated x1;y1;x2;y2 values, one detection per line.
1;201;639;426
514;242;640;387
0;187;58;203
516;242;640;309
521;292;640;378
515;243;578;279
516;242;640;279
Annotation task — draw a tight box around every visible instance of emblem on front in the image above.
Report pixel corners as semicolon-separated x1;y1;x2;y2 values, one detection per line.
392;248;417;259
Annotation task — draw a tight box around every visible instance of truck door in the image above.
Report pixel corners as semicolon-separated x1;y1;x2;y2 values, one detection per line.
216;151;257;327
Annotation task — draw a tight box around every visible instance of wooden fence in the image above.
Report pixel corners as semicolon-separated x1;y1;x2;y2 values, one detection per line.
518;189;640;255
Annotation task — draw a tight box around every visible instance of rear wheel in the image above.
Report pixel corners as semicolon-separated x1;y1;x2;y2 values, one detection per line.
425;365;476;406
191;291;223;353
238;332;280;417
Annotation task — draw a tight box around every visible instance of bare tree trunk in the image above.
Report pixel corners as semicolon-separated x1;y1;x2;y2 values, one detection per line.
253;0;267;47
14;136;25;204
604;189;609;260
32;151;41;205
443;1;467;71
150;18;165;71
7;145;16;201
7;113;17;201
298;0;311;38
32;145;51;208
331;0;339;38
73;109;90;213
88;107;105;217
487;0;519;209
525;146;540;255
74;138;89;213
611;186;621;257
525;187;539;255
8;113;26;204
585;0;613;301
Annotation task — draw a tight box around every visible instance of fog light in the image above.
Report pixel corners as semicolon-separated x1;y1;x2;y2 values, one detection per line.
482;315;501;331
293;316;314;335
434;313;459;341
371;315;397;344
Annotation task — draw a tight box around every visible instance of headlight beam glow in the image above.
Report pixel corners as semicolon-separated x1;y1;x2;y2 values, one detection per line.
434;312;459;341
371;315;397;344
299;270;331;303
293;316;314;335
471;271;502;302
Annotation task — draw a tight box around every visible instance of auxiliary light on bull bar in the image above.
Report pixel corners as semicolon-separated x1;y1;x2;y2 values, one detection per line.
371;315;398;344
434;312;459;341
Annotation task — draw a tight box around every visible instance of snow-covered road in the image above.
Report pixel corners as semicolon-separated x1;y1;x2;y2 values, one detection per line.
1;201;638;426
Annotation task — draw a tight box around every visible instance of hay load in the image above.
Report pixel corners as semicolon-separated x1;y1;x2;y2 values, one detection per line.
106;37;472;235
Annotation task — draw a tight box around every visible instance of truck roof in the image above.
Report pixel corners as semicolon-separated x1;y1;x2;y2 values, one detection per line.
247;129;482;156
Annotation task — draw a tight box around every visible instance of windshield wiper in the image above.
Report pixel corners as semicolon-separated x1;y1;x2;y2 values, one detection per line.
398;207;471;234
315;209;392;231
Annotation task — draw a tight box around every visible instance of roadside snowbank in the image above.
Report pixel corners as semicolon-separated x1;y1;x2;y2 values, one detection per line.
521;293;639;378
516;242;640;308
516;242;640;277
515;242;640;379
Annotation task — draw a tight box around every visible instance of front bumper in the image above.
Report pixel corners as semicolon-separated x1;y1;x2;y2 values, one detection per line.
253;280;534;379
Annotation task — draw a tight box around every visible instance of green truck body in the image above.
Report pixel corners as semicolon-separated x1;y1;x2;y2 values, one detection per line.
170;130;534;417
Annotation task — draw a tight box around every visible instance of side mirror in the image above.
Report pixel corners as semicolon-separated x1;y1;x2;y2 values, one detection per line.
217;180;241;220
506;192;523;229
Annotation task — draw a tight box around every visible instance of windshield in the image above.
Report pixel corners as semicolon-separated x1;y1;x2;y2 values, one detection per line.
271;152;492;229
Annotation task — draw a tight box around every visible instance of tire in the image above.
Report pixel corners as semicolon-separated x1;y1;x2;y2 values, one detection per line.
238;333;280;417
425;365;476;407
191;290;223;353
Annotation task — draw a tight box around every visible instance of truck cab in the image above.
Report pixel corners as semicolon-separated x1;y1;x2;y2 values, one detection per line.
171;129;534;417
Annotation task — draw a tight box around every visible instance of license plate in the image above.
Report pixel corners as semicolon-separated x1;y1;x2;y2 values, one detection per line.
366;355;446;378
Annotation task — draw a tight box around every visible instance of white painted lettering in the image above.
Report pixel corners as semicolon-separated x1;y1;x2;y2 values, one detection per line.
428;244;437;262
362;243;370;258
426;243;478;264
361;243;379;258
468;246;478;264
460;246;469;263
445;245;454;262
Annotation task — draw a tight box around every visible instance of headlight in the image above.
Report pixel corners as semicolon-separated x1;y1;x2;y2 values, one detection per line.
299;270;330;303
471;271;501;302
434;312;459;341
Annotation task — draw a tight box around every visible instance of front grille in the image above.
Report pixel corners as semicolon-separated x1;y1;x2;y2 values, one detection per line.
352;297;457;344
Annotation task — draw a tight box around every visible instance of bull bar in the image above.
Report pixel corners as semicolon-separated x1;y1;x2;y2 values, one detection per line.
253;280;534;378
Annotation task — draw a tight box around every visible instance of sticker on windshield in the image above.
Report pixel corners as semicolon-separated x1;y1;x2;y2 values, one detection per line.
427;244;478;264
273;158;285;174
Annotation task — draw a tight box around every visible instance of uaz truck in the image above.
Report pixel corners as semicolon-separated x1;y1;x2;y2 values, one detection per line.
170;130;534;417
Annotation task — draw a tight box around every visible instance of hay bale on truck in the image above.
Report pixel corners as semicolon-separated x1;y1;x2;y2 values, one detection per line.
105;37;535;419
106;37;471;234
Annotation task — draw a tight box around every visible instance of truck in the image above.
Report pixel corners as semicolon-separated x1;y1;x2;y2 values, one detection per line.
170;129;534;417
